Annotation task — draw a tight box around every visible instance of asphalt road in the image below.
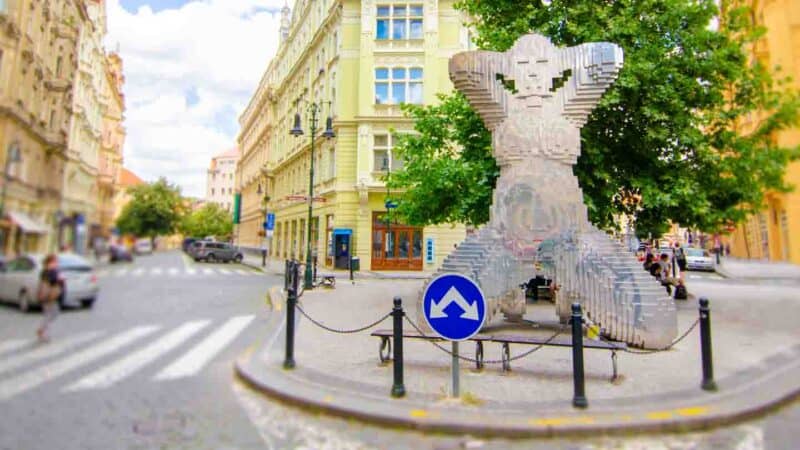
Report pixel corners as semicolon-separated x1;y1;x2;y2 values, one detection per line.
0;251;797;449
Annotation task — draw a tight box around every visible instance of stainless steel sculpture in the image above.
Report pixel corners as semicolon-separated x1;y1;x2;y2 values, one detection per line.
420;34;677;349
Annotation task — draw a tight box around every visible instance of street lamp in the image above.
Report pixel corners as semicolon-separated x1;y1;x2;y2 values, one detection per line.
290;100;335;289
0;141;22;219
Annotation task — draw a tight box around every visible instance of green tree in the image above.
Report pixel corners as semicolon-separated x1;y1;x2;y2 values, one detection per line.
180;203;234;240
116;178;185;238
389;0;799;238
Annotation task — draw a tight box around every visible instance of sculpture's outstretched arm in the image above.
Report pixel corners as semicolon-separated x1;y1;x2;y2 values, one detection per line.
449;51;509;130
556;43;624;127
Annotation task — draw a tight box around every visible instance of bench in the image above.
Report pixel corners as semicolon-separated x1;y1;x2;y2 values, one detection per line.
491;334;627;381
370;329;494;370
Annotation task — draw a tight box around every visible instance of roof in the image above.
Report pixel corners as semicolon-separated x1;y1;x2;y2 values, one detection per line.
119;168;144;187
214;146;240;160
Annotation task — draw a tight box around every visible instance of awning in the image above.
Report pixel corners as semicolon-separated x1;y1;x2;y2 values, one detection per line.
6;211;49;234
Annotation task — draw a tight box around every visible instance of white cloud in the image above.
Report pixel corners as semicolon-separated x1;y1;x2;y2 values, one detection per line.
105;0;287;198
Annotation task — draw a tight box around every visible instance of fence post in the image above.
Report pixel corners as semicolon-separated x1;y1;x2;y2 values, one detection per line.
284;261;298;370
699;297;717;391
391;297;406;398
571;302;588;408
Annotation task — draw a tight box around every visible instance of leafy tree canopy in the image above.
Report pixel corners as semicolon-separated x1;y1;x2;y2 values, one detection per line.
389;0;799;238
116;178;185;238
180;203;233;240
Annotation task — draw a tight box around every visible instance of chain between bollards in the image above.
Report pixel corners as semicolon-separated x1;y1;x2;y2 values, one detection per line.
699;297;717;391
391;297;406;398
571;302;588;408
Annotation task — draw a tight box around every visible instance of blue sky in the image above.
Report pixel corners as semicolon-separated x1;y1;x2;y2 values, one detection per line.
119;0;193;14
106;0;287;198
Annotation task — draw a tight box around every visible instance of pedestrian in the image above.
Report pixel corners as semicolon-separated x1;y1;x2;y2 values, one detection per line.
725;243;731;257
643;253;655;272
36;254;62;342
657;253;679;294
674;242;687;281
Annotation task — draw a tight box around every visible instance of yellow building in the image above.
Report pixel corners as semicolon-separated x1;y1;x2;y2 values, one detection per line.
60;0;109;254
97;52;126;239
728;0;800;264
0;0;85;255
237;0;471;270
112;167;143;223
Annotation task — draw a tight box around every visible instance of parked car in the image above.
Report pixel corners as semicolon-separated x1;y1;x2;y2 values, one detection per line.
192;241;243;263
109;244;133;263
134;238;153;255
0;253;99;311
685;248;715;271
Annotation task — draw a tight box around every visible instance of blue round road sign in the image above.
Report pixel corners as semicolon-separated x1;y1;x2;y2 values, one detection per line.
422;273;487;341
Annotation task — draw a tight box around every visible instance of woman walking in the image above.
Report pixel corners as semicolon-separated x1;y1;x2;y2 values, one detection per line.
36;254;62;342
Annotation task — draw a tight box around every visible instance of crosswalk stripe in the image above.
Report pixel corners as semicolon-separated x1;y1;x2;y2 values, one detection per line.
63;320;211;392
115;268;128;277
168;268;179;276
151;268;163;276
235;269;248;276
132;268;144;277
0;339;30;358
154;315;255;381
185;268;197;276
0;326;159;402
202;268;214;276
0;332;103;377
218;268;231;275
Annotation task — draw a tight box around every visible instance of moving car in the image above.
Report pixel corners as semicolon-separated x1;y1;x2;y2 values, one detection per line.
182;237;198;253
134;238;153;255
109;244;133;263
192;241;243;263
685;248;715;271
0;253;99;311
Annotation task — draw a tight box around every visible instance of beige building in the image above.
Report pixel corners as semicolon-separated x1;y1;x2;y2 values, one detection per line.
60;0;109;253
206;147;239;212
237;0;471;271
97;52;125;238
728;0;800;264
112;167;143;223
0;0;85;255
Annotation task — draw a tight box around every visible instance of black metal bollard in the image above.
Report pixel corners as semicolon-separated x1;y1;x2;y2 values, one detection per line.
349;256;354;284
699;297;717;391
284;261;298;370
391;297;406;398
284;259;290;290
571;302;588;408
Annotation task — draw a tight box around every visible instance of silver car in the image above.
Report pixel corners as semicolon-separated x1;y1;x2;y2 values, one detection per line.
0;253;99;311
685;248;715;271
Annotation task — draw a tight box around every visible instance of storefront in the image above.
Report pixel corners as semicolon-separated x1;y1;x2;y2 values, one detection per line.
370;212;423;270
2;211;49;255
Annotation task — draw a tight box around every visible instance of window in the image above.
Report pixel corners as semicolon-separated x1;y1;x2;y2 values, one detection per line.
376;3;423;40
211;188;215;196
373;134;404;171
375;67;423;104
328;148;336;179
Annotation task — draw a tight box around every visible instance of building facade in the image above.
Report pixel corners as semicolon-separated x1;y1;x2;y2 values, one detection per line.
112;167;143;223
237;0;471;270
728;0;800;264
0;0;85;255
60;0;108;254
205;147;239;212
97;52;124;238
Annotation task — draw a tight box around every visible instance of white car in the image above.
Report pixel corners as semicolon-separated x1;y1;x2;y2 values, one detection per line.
0;253;99;311
134;238;153;255
685;248;715;271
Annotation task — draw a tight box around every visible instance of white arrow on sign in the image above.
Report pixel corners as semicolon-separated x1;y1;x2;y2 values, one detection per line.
430;286;480;321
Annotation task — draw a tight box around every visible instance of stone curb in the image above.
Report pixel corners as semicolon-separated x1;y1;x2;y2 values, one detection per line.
235;289;800;437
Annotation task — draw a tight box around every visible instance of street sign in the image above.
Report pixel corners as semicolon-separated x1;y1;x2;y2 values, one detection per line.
422;273;487;341
264;213;275;230
385;200;399;209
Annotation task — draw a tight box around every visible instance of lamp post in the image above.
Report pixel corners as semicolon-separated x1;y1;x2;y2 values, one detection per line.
290;100;335;290
257;181;270;267
0;141;22;219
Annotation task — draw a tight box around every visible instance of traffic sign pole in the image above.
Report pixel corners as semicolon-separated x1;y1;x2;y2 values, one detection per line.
451;341;460;397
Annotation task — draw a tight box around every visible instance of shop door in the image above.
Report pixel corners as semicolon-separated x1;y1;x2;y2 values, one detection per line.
371;213;422;270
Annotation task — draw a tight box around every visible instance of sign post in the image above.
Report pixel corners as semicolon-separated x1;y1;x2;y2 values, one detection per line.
422;273;487;398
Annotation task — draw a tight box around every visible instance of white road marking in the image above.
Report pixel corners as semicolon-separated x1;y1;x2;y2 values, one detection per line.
114;268;129;277
0;332;103;376
132;268;145;277
151;268;163;276
202;268;214;276
0;326;159;401
235;269;248;276
64;320;211;391
218;268;231;275
96;269;110;277
154;315;255;380
185;268;197;276
168;268;179;276
0;339;30;358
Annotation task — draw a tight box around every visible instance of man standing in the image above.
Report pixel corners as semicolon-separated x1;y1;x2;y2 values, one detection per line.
261;237;268;267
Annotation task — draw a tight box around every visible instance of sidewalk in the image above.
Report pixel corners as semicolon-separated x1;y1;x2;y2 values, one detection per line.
236;278;800;436
716;257;800;281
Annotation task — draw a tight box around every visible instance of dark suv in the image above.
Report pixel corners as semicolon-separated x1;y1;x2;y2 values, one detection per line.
192;241;243;263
